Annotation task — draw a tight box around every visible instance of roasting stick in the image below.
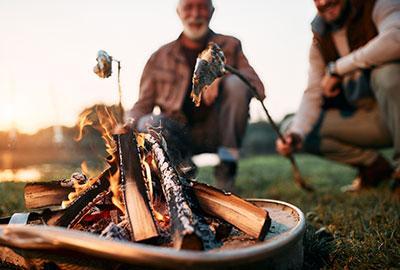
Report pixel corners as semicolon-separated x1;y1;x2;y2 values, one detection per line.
93;50;124;123
191;43;314;192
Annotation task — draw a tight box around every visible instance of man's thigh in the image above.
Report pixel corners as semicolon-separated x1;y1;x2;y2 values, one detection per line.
371;62;400;97
320;106;392;148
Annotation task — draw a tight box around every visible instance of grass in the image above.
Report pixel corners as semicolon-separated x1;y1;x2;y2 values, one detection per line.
1;154;399;269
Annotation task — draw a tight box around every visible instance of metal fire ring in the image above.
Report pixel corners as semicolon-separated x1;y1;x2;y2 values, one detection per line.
0;199;306;270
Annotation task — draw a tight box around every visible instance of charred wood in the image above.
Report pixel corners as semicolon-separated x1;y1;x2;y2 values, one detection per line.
146;134;219;250
55;168;111;227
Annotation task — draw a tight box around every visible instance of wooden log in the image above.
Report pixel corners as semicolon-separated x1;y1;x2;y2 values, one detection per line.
189;181;271;240
24;181;73;209
55;169;111;227
114;132;159;242
146;134;219;250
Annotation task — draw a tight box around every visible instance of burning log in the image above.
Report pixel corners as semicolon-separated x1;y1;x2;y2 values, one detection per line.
114;131;159;242
20;125;272;251
25;181;73;209
188;181;271;240
146;134;219;250
55;168;112;227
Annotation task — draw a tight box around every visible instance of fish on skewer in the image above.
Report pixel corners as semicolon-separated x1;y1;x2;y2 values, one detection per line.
191;42;226;107
190;42;314;192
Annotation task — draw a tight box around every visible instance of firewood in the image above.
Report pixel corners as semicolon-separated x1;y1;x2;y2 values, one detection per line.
55;169;111;227
189;181;271;240
24;181;73;209
114;132;159;242
146;134;219;250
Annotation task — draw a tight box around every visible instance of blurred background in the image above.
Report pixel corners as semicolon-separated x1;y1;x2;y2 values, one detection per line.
2;4;399;268
0;0;315;181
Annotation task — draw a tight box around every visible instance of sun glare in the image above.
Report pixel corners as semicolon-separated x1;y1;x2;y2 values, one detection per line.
0;168;42;182
0;105;16;130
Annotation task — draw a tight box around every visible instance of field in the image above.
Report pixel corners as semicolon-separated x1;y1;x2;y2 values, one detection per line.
1;154;399;269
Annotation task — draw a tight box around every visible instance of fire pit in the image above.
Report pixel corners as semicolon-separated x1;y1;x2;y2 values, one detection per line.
0;199;305;270
0;107;305;269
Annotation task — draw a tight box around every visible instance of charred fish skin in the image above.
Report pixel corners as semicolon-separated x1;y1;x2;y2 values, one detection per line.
93;50;113;78
190;42;226;107
191;59;210;107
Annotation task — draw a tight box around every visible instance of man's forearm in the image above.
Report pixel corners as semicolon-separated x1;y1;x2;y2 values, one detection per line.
336;0;400;75
336;28;400;75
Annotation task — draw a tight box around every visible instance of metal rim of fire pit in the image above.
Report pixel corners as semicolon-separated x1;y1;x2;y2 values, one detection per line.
0;199;305;269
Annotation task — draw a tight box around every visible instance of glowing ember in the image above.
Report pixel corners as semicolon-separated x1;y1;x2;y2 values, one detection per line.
153;210;170;225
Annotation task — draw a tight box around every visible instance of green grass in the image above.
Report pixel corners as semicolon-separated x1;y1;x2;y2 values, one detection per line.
199;154;400;269
1;154;399;269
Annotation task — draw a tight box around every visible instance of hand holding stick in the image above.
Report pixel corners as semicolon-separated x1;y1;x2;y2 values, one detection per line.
191;43;314;192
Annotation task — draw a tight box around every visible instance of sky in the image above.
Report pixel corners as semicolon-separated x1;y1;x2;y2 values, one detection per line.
0;0;316;134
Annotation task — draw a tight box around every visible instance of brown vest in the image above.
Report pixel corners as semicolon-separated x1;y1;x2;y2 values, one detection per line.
312;0;378;64
311;0;378;110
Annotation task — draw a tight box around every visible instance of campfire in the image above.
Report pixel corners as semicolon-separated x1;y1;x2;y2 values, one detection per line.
21;106;271;252
0;44;307;269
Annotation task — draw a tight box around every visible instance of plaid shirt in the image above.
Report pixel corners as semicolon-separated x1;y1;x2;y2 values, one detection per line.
127;30;265;124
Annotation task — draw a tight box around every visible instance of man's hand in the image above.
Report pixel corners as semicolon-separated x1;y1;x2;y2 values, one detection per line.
202;77;221;106
321;73;342;97
275;132;303;156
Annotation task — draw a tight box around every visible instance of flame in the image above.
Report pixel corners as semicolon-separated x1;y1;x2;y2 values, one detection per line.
95;105;125;213
137;133;170;226
96;105;117;156
61;175;101;209
74;109;93;141
81;161;89;176
108;168;125;213
153;210;165;222
64;105;124;211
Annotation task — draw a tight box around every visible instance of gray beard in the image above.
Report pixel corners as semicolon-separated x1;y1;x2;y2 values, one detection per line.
183;25;209;41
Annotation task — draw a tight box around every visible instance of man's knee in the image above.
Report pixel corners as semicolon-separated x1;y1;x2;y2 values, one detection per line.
371;62;400;99
221;74;252;105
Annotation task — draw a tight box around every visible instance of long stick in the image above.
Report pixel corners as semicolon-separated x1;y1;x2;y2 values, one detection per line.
116;60;124;124
224;65;314;192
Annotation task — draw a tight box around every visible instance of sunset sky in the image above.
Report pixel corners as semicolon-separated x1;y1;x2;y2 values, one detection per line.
0;0;316;134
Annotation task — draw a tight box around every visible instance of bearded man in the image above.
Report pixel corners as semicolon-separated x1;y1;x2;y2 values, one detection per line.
276;0;400;193
127;0;265;191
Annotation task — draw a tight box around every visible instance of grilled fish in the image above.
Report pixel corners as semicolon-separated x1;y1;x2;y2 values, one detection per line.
191;42;226;107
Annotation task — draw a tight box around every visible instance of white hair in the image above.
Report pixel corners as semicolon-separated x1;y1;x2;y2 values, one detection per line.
177;0;214;10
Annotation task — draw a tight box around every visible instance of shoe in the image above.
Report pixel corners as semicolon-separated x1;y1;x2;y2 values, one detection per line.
342;155;393;193
214;161;237;192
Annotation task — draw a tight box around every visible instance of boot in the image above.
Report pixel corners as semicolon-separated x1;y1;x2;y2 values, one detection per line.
342;155;393;192
214;161;237;192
